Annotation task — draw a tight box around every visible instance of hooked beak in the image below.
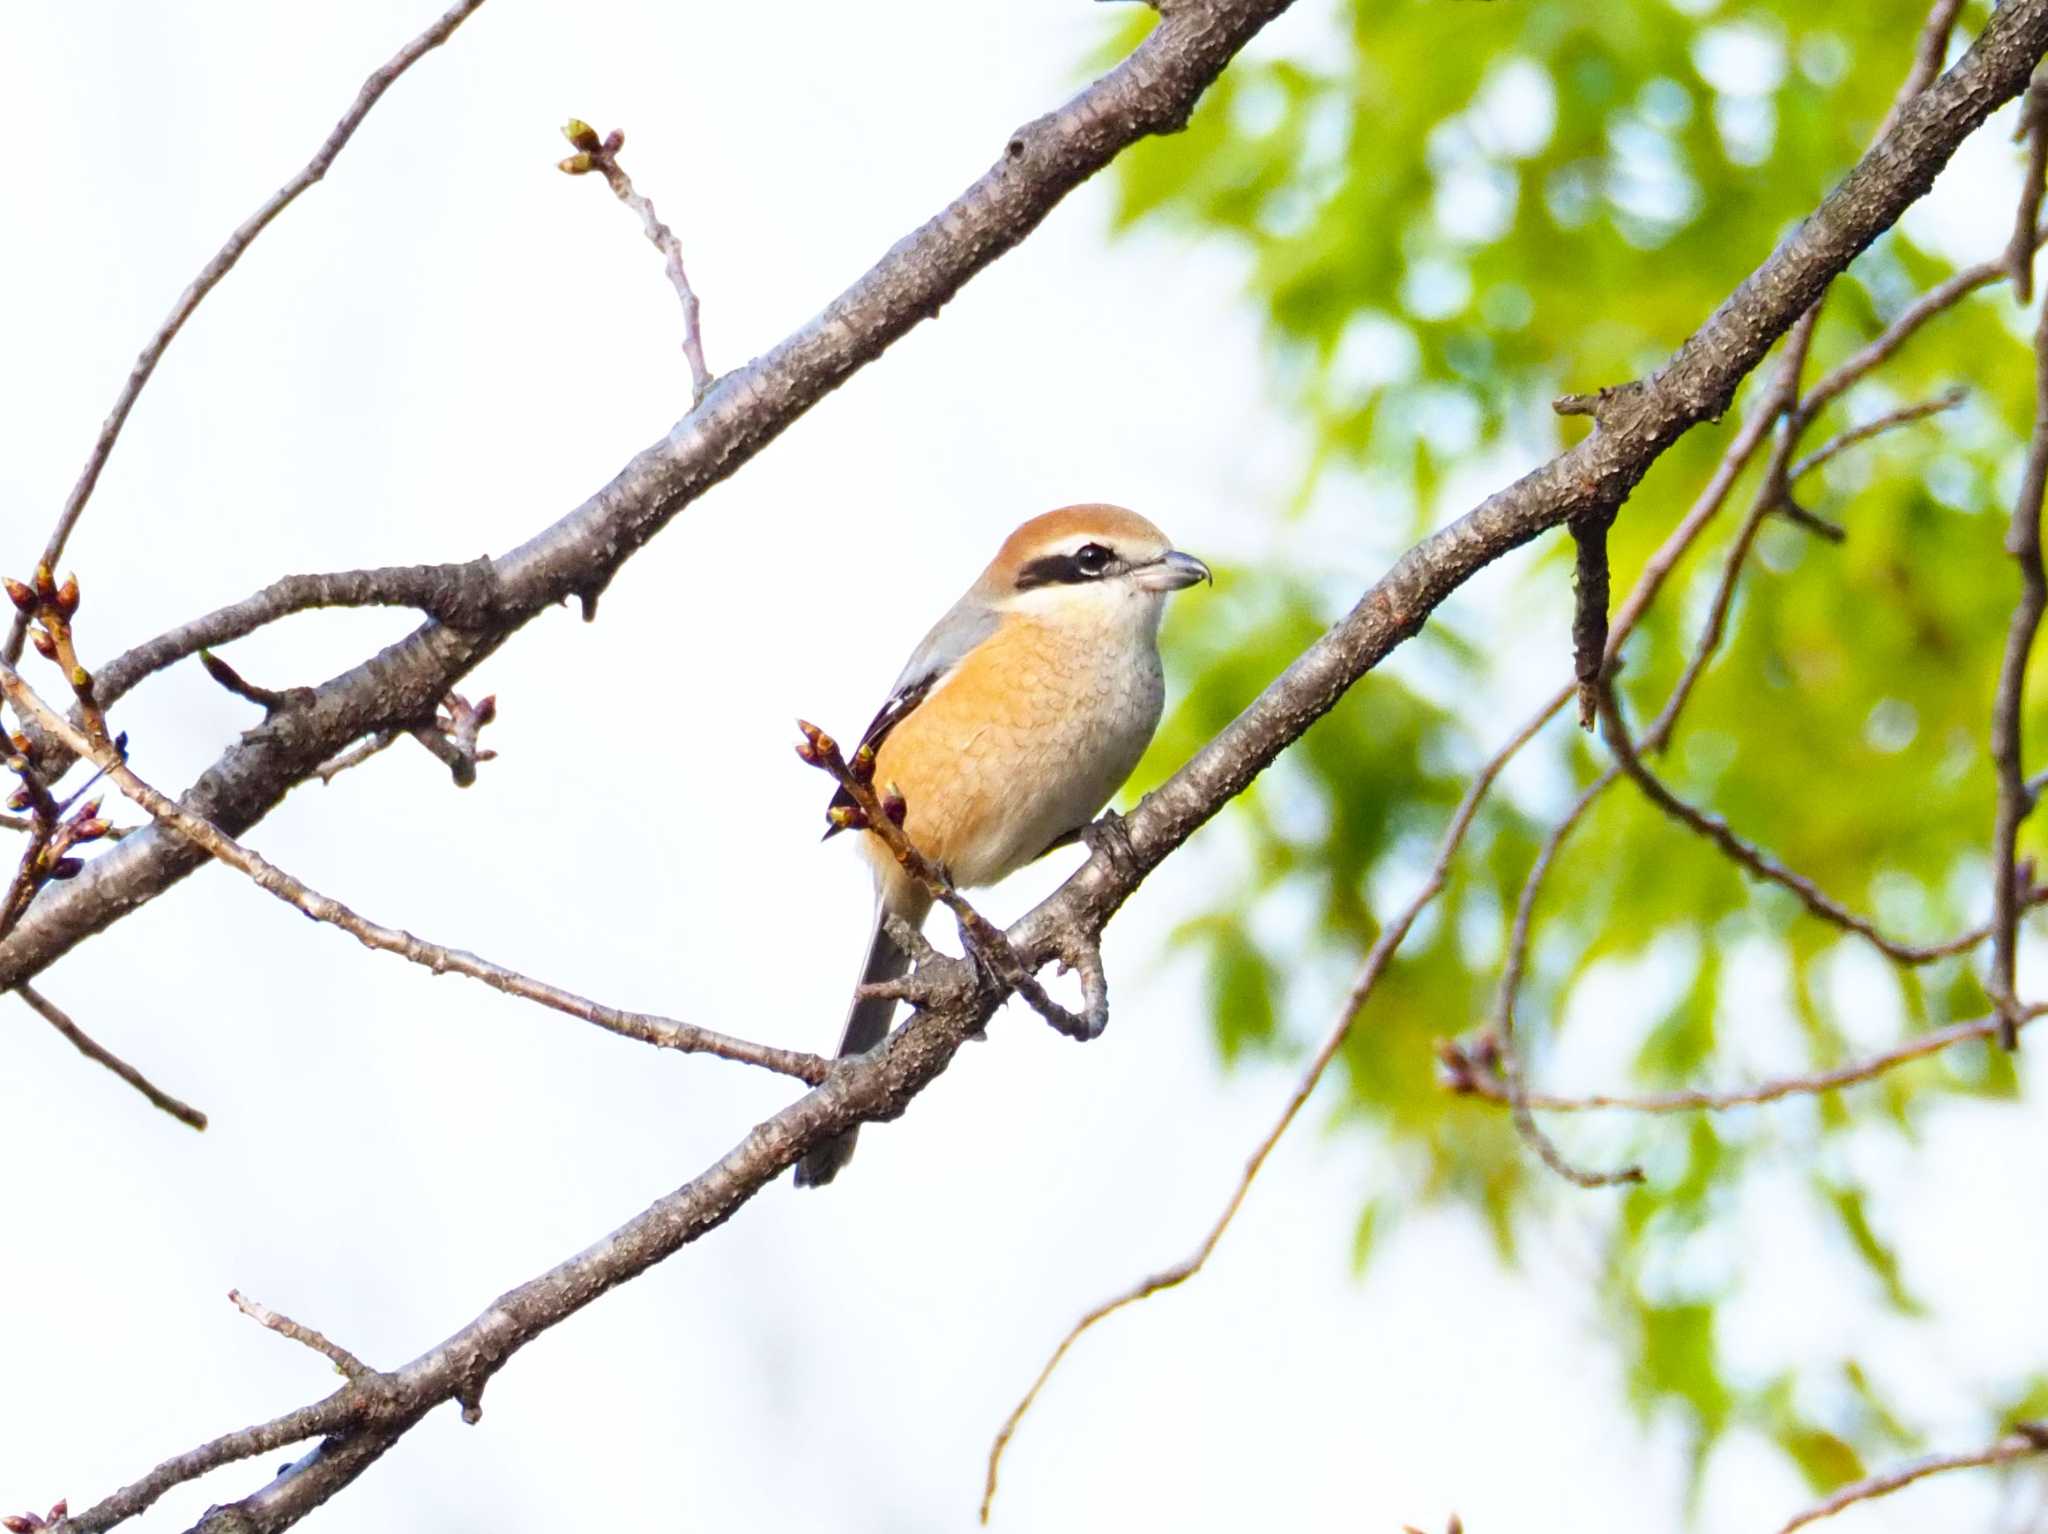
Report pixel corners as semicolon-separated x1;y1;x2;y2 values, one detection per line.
1133;549;1213;592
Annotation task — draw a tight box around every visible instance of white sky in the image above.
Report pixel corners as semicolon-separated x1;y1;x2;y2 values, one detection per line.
1;4;2043;1532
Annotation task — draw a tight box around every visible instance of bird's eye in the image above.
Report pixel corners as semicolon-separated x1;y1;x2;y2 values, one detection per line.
1074;543;1113;576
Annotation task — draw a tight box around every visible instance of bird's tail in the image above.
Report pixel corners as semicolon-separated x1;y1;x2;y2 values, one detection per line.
794;901;917;1188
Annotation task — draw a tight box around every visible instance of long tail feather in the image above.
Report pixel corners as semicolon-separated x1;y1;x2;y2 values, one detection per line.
794;905;914;1188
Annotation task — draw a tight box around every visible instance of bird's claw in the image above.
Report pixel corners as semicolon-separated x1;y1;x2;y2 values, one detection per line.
1081;810;1138;880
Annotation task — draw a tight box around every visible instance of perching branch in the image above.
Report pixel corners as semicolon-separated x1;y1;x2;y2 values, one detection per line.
795;718;1109;1042
0;0;493;669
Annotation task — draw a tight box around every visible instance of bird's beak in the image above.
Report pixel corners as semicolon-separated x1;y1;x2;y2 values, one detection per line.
1133;549;1212;592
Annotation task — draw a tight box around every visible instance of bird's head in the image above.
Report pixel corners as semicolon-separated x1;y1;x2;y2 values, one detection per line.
981;504;1211;621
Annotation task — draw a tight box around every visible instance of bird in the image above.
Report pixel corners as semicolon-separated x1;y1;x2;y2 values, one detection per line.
795;504;1211;1187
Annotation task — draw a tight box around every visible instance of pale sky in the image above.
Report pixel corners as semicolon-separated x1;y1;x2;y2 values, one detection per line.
2;4;2042;1532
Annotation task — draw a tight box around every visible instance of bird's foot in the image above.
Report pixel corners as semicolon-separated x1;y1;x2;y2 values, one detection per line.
1081;810;1139;881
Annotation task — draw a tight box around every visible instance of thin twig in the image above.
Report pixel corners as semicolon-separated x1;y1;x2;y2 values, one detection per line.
16;984;207;1131
0;663;827;1084
1775;1422;2048;1534
561;123;713;405
1602;682;2009;966
227;1291;370;1379
1798;239;2042;424
1487;767;1632;1187
1;0;492;667
313;732;401;785
1990;222;2048;1046
1447;1004;2044;1113
1881;0;1967;136
1490;311;1822;1182
1787;385;1968;484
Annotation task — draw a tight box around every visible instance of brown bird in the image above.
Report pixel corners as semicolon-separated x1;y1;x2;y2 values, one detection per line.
797;505;1210;1186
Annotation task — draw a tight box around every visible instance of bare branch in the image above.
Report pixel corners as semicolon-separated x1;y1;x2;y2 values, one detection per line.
91;560;502;722
0;662;826;1085
560;123;713;405
1445;1004;2044;1114
227;1291;370;1380
1775;1422;2048;1534
1;0;493;667
1798;239;2041;423
1990;219;2048;1045
312;732;400;786
16;984;207;1131
1889;0;1968;131
1599;683;1999;967
1488;767;1632;1187
1787;384;1967;484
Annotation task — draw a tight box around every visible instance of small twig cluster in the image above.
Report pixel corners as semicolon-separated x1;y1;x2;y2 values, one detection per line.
1;570;117;941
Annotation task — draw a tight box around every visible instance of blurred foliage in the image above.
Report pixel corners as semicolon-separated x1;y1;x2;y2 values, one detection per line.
1113;0;2048;1510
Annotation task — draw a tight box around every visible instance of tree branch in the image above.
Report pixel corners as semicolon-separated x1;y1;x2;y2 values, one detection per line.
16;983;207;1131
1444;1004;2044;1114
0;662;826;1085
1;0;492;668
227;1291;371;1381
1989;199;2048;1046
1774;1421;2048;1533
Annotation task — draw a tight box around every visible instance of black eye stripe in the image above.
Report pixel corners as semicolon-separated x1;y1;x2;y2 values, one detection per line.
1015;544;1118;590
